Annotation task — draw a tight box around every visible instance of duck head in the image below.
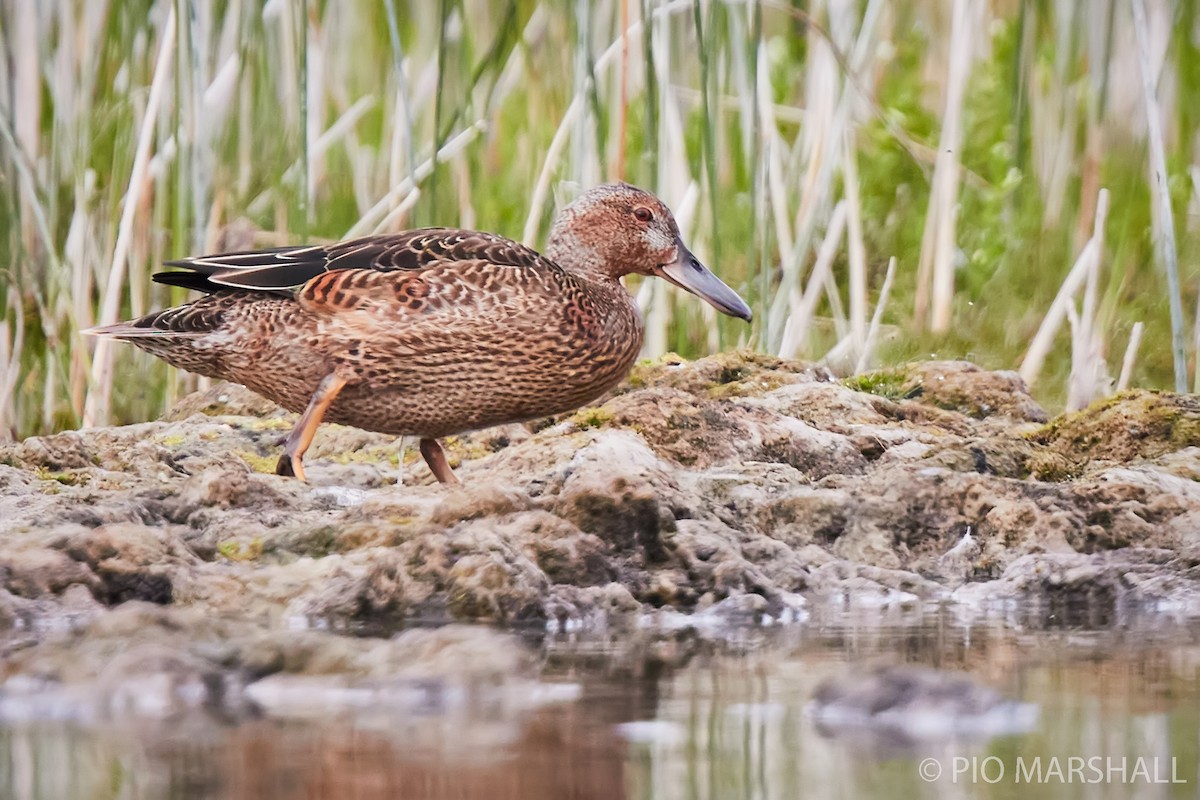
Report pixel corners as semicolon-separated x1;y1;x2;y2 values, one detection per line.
546;183;753;322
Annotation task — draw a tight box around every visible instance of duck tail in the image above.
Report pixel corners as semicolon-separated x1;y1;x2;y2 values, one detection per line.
82;321;203;339
83;301;225;339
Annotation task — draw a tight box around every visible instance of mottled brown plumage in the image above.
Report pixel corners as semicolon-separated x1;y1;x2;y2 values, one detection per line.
88;183;751;483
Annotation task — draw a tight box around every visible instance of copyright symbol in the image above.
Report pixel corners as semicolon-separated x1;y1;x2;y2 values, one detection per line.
918;758;941;782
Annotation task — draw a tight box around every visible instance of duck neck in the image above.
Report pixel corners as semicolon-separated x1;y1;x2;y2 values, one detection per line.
546;223;630;282
549;235;644;348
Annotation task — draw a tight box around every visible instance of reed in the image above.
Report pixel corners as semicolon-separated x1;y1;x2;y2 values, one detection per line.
1;0;1197;440
1131;0;1186;393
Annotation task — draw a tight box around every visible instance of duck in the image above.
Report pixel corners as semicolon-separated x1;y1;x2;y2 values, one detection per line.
86;183;752;483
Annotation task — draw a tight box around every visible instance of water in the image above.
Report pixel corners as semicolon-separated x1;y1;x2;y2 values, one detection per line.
2;604;1198;800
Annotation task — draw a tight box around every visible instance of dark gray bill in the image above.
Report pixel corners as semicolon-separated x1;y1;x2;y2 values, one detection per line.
657;245;753;321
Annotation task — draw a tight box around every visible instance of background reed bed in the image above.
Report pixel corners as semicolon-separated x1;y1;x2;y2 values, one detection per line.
0;0;1197;439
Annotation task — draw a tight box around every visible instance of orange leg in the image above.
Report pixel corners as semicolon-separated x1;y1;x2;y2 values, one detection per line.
276;373;348;481
419;437;461;485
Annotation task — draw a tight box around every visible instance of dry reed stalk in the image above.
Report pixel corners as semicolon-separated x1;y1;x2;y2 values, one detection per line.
1076;0;1113;249
1067;185;1109;410
385;11;417;195
643;10;698;359
348;1;537;237
819;333;857;374
855;256;897;375
0;9;12;119
673;86;806;126
304;5;322;218
235;49;254;196
1064;303;1083;392
756;48;793;263
525;19;602;243
1192;171;1200;392
644;45;691;361
1131;0;1187;393
766;0;884;350
1019;187;1108;388
181;0;206;258
13;0;39;254
842;128;867;358
83;5;178;428
454;160;476;231
65;173;98;422
747;0;767;331
778;200;848;360
821;259;849;343
1030;1;1081;233
372;187;425;235
290;95;377;181
272;0;301;131
1066;303;1108;410
344;120;487;237
0;111;60;290
524;0;697;247
0;130;57;323
615;0;630;181
0;48;68;434
915;0;974;333
1188;166;1200;238
569;0;598;192
0;293;23;441
768;0;837;349
724;2;757;167
1117;322;1144;392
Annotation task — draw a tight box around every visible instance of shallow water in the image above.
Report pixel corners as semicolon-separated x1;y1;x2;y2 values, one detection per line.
2;604;1198;800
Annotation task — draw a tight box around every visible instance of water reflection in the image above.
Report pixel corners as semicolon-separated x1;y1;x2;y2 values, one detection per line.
2;605;1199;800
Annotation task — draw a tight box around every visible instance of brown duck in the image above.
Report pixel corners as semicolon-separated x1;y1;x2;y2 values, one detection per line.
87;183;752;483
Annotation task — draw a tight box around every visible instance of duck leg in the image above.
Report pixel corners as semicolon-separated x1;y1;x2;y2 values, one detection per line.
276;373;348;481
419;438;461;485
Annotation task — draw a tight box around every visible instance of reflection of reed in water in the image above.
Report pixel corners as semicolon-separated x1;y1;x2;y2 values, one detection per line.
614;616;1200;800
2;619;1198;799
0;655;665;800
208;705;628;800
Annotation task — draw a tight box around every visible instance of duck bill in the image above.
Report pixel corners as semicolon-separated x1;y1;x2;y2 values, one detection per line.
656;245;753;321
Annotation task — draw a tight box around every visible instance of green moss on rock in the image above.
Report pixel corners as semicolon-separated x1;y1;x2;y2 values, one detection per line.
848;361;1046;422
235;451;278;474
1027;391;1200;479
622;350;815;396
842;367;918;401
570;408;615;429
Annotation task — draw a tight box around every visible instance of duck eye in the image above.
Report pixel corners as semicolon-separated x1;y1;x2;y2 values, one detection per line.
633;207;653;223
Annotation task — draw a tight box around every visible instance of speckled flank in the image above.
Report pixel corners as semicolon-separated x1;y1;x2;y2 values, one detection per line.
96;184;704;440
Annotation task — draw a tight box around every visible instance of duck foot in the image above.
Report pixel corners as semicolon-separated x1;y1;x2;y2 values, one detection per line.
276;373;348;483
275;454;301;480
419;438;461;485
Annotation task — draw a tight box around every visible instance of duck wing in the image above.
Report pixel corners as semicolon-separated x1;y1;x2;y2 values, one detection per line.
154;229;559;295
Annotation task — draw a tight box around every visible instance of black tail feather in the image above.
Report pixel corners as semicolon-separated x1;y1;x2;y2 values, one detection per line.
156;245;327;294
153;271;223;293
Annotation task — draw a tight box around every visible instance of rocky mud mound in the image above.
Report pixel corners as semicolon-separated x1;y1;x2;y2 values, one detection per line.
2;353;1200;717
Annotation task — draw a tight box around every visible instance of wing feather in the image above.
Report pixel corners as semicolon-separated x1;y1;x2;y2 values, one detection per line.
154;229;557;294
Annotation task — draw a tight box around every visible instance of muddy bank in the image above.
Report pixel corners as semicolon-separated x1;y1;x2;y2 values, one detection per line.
2;353;1200;716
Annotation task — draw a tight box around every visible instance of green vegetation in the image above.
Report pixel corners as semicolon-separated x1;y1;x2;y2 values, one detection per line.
841;368;916;402
1;1;1196;439
234;451;278;475
216;538;264;561
1026;390;1200;479
32;466;86;486
571;408;615;429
